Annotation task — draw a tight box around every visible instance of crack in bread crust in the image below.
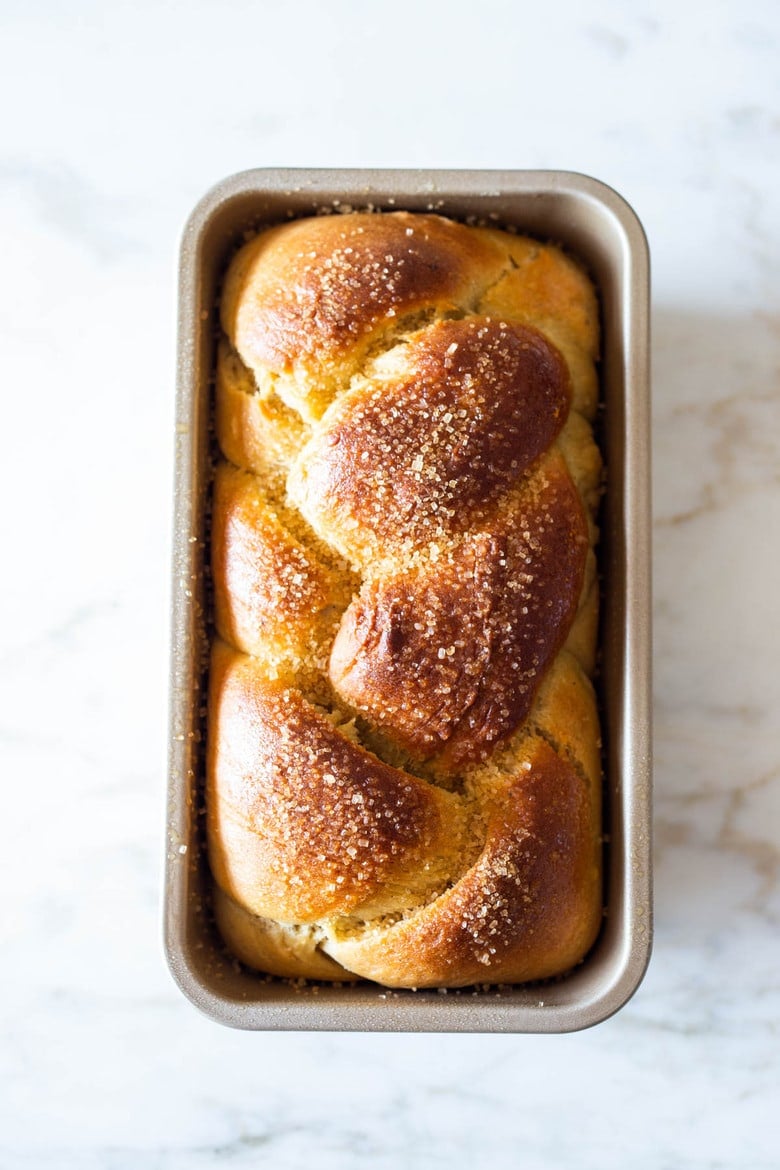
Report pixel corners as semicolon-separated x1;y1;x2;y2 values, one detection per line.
208;211;603;988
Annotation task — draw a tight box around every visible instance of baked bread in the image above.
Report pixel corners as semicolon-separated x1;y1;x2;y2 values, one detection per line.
207;211;603;988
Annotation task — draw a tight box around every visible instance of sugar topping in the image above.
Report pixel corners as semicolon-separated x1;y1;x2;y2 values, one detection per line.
212;210;601;985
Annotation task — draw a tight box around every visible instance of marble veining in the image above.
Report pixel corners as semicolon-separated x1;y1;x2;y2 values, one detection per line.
1;0;778;1166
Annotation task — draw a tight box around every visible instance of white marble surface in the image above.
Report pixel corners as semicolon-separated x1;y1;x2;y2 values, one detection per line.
1;0;778;1165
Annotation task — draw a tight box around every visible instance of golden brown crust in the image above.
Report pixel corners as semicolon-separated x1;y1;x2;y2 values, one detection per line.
288;316;572;559
329;455;589;770
322;739;601;987
221;213;506;415
479;234;600;390
208;211;603;988
212;885;349;981
528;650;603;800
215;338;306;481
211;462;346;667
207;642;468;922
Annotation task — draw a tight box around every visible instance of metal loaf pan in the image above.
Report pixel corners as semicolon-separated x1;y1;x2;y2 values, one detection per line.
165;169;652;1033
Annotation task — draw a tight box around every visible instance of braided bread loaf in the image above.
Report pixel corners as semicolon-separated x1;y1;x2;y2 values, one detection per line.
207;211;603;988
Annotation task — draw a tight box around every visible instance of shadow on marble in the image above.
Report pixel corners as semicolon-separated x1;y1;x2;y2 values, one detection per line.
648;307;780;932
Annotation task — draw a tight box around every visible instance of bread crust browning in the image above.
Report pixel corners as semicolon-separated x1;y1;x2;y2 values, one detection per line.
221;212;507;420
329;455;589;770
211;463;345;667
208;211;602;987
288;317;572;558
207;642;468;923
321;738;600;988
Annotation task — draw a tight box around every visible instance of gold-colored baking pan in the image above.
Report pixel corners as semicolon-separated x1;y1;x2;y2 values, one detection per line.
165;169;652;1032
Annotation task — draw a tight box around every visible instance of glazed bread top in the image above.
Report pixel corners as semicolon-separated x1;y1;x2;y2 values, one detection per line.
208;211;603;988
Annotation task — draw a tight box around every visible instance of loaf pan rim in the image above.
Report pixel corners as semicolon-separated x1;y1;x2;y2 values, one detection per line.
165;166;652;1033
